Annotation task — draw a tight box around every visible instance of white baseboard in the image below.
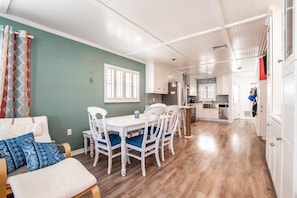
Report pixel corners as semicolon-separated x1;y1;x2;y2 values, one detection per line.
71;148;85;156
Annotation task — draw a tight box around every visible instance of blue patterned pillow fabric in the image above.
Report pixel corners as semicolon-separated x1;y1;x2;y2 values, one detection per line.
0;132;35;173
21;141;65;171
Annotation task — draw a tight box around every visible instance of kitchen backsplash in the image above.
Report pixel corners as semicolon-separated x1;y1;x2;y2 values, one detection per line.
146;93;163;105
216;95;229;103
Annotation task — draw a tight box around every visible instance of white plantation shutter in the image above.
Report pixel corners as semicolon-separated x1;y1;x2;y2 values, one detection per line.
104;64;140;103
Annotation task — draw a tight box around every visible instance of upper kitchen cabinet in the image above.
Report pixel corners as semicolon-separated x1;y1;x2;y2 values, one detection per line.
189;76;197;96
146;61;170;94
216;74;230;95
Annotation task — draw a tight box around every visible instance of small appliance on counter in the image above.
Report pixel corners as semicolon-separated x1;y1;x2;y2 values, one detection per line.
189;98;196;104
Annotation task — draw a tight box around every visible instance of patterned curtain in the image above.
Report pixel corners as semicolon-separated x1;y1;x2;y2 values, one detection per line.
0;25;32;118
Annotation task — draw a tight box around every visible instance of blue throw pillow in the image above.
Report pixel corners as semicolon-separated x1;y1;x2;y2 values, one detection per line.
21;141;65;171
0;132;35;173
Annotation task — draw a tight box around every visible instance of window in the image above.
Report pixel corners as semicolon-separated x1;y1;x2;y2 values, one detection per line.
199;84;216;101
104;64;140;103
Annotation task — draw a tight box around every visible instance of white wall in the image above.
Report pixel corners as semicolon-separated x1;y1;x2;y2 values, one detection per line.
233;71;259;119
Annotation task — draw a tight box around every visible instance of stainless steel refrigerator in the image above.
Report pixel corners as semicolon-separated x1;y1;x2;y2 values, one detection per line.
162;82;185;106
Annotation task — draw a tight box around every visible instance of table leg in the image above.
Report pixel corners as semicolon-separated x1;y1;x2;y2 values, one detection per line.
120;134;126;176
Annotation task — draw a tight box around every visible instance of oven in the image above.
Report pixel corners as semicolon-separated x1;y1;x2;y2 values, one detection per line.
218;104;229;120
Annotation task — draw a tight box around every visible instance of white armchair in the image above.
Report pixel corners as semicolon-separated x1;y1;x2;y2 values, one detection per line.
0;116;100;198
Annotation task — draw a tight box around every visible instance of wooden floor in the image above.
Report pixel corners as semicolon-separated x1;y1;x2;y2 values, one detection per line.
75;119;276;198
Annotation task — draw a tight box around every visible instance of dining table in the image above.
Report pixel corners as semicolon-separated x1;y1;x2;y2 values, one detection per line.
104;113;153;176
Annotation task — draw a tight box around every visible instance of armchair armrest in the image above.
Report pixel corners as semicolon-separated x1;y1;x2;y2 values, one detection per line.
58;143;72;158
0;158;7;198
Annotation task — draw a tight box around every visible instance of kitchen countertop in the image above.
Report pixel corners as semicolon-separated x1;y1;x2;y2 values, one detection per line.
179;105;195;109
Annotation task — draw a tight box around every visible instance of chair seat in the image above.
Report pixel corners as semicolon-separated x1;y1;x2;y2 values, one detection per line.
126;134;155;148
98;133;121;146
7;158;97;198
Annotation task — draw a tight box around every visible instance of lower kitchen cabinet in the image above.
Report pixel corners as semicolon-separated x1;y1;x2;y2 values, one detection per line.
266;118;282;197
196;104;203;119
196;104;218;120
203;108;218;119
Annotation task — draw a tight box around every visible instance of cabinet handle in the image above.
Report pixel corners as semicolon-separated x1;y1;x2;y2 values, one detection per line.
270;143;275;147
276;137;282;141
267;123;270;126
277;59;283;63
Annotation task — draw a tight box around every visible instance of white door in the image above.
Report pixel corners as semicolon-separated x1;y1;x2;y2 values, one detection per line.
281;63;295;198
232;84;240;120
259;80;267;137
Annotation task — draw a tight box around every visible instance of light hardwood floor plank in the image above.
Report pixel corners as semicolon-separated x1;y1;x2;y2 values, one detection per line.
75;119;276;198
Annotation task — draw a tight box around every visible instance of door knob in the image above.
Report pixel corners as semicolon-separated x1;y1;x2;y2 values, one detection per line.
270;143;275;147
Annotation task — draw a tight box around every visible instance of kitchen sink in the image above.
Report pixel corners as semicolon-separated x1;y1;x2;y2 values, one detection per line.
203;103;216;108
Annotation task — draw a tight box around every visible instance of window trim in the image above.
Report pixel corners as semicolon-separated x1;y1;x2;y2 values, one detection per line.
104;63;140;103
199;83;216;101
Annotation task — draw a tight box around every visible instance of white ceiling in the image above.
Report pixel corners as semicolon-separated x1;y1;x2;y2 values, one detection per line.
0;0;281;77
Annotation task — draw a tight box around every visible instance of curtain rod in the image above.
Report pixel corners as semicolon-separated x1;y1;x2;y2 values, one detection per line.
14;31;34;39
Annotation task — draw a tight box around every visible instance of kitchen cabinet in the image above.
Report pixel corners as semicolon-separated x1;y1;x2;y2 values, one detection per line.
203;108;218;119
189;76;197;96
146;61;170;94
216;74;230;95
196;103;218;120
196;103;203;119
265;3;297;198
266;118;282;197
280;2;296;197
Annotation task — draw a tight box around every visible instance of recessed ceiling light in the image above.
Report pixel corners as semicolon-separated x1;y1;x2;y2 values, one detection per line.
212;44;227;51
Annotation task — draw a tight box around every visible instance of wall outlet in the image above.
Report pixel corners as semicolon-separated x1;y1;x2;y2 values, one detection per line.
67;129;72;136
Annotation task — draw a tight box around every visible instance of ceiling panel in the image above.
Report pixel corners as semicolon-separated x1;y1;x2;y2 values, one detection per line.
128;45;195;67
236;57;259;73
219;0;274;24
97;0;222;42
227;19;267;59
8;0;162;55
169;30;235;65
1;0;282;77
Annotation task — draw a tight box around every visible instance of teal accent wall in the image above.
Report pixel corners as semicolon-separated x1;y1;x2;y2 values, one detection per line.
0;17;146;150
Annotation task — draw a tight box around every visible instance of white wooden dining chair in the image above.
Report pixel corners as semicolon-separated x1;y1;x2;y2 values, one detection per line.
87;107;121;174
125;106;166;176
160;105;180;161
150;103;167;108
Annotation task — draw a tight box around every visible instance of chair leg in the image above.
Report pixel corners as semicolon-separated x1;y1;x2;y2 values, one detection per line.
161;142;165;161
170;139;175;155
141;152;146;176
155;147;161;167
93;149;99;167
177;119;182;138
91;185;101;198
107;151;112;174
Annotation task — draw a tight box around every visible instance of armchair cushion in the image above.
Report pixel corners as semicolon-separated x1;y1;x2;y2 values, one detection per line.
0;132;34;173
21;141;65;171
7;158;97;198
